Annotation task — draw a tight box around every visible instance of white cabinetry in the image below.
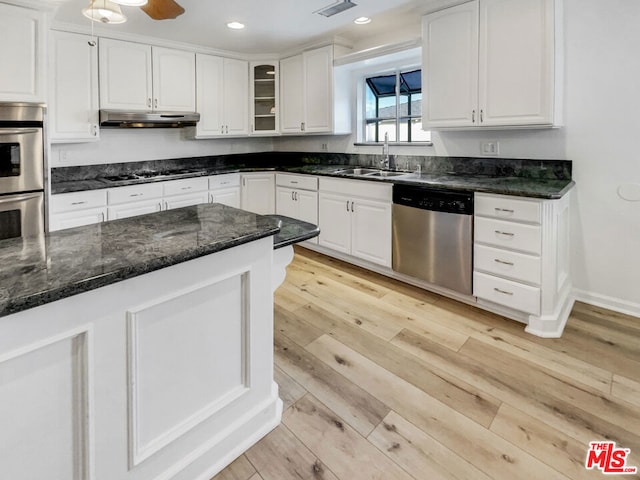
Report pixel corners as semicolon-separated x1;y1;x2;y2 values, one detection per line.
0;3;45;102
49;190;107;231
162;177;209;210
276;174;318;244
107;183;163;220
99;39;195;112
280;45;334;134
318;178;392;267
209;174;240;208
250;61;279;135
241;173;275;215
196;54;249;137
49;31;99;143
473;192;572;337
422;0;559;129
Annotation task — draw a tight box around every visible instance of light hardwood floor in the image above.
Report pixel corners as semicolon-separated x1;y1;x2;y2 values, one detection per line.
213;246;640;480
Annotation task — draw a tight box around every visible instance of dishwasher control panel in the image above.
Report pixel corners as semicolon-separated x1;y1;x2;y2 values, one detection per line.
393;184;473;215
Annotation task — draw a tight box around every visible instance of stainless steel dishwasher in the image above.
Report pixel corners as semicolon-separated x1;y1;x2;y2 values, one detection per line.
392;184;474;295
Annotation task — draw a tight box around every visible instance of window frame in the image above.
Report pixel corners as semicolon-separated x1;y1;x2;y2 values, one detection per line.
359;66;432;146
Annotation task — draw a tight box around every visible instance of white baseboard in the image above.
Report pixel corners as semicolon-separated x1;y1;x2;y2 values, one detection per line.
572;288;640;319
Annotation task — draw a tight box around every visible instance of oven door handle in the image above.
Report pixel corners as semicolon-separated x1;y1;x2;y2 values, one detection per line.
0;129;40;136
0;192;42;204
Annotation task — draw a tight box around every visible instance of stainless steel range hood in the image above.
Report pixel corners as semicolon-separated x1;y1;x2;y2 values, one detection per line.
99;110;200;128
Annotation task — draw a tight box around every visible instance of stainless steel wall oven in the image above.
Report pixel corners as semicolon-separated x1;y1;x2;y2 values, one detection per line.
0;103;45;240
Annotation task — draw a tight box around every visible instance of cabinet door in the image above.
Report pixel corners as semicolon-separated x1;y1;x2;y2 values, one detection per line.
49;208;106;231
223;58;249;135
250;62;279;134
152;47;196;112
241;174;275;214
318;192;351;255
107;200;162;220
196;54;224;137
0;3;44;102
275;187;297;218
279;55;304;133
352;198;392;267
164;192;208;210
50;31;99;142
211;187;240;208
303;46;333;133
296;190;318;225
479;0;554;126
99;38;152;111
422;1;479;128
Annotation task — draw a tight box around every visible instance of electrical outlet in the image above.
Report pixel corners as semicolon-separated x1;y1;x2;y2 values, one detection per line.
320;143;328;151
59;150;69;163
481;141;499;156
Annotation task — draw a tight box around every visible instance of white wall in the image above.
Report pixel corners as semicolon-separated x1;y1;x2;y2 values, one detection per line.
276;0;640;317
50;129;273;167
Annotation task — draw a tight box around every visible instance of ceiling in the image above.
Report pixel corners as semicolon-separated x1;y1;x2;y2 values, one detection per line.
52;0;446;54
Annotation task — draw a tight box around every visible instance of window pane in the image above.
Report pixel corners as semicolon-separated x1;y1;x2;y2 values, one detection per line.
399;117;431;142
365;120;397;142
378;96;396;119
365;83;377;119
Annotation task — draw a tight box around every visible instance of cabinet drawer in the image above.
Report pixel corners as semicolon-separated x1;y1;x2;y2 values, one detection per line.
475;193;541;224
209;173;240;189
475;217;541;255
108;183;163;205
474;272;541;315
163;177;208;196
51;190;108;213
319;177;392;201
474;244;541;285
276;173;318;191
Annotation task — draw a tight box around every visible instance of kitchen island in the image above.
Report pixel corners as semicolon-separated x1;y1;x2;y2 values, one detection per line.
0;204;317;480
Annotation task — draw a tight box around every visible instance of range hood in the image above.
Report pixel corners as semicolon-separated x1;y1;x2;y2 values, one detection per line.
99;110;200;128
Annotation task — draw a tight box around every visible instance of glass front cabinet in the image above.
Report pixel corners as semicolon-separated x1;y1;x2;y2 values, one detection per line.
250;61;279;135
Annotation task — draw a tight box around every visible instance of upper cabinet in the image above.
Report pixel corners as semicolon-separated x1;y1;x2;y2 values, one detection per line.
250;61;279;135
280;45;334;134
0;3;46;102
195;54;249;137
49;31;99;143
422;0;560;129
99;38;195;112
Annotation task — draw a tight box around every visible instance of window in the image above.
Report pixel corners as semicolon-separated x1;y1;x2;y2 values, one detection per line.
364;69;431;143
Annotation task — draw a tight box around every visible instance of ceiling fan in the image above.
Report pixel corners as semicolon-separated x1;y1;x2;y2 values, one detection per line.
83;0;185;24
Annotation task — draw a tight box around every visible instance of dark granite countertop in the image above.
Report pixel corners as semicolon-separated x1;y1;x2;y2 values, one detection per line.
0;204;282;318
266;215;320;249
51;155;573;199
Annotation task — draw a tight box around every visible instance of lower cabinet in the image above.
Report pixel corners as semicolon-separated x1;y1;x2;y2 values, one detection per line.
275;173;319;244
209;173;241;208
318;178;392;267
107;183;163;220
49;190;107;231
108;200;162;220
473;192;572;337
241;173;275;214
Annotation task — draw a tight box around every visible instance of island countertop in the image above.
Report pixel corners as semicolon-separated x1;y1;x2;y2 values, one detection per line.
0;203;283;318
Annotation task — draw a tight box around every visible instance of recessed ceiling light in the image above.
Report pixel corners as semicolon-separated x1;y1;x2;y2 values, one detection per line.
354;16;371;25
227;21;245;30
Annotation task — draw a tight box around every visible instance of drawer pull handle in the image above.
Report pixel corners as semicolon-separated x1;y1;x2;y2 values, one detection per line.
494;288;514;296
71;201;87;205
220;181;229;185
346;200;349;211
130;193;142;197
495;230;515;237
494;259;514;266
495;208;515;213
181;187;192;190
290;181;298;184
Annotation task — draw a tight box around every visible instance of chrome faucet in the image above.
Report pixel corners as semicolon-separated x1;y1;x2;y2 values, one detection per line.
381;132;390;169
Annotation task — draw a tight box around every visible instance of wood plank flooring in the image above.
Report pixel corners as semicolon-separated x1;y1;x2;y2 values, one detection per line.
213;247;640;480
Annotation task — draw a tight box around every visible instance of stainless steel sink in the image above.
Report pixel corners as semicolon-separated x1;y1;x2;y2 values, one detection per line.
333;167;380;176
364;171;408;178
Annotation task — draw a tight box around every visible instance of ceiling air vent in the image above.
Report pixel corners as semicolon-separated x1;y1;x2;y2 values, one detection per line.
315;0;357;17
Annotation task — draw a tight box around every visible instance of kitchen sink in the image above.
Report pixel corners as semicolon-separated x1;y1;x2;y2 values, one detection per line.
333;167;380;176
333;167;410;178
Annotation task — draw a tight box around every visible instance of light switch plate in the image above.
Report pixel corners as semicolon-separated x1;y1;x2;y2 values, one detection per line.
481;141;499;156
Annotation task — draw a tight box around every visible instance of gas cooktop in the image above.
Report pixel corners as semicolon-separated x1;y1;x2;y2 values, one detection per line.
103;169;205;182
